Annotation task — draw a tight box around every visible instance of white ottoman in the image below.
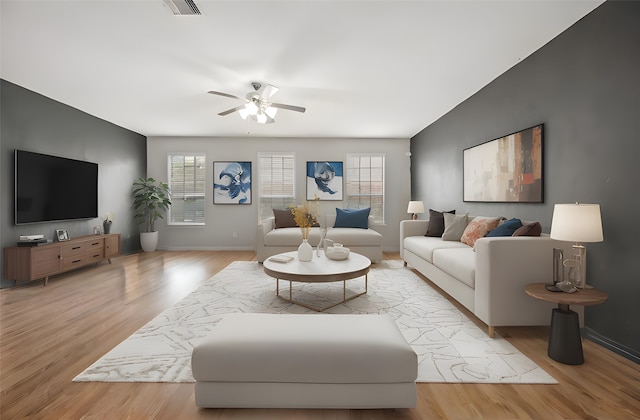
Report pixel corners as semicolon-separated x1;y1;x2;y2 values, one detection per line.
191;313;417;408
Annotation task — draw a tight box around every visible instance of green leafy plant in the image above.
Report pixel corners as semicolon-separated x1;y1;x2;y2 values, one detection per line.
132;177;171;232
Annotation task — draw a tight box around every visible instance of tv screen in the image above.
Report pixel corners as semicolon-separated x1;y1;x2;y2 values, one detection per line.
15;150;98;225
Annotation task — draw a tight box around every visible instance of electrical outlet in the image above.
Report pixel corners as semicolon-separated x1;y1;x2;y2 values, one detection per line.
232;232;238;239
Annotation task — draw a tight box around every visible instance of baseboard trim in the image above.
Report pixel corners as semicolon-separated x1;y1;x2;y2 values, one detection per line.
582;327;639;364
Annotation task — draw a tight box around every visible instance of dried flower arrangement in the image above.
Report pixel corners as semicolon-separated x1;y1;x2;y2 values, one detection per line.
289;199;319;240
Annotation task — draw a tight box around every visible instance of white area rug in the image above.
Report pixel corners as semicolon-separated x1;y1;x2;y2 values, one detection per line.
74;260;556;384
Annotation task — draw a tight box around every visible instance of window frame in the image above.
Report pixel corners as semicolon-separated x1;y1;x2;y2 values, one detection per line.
345;153;386;225
257;152;296;222
167;153;207;226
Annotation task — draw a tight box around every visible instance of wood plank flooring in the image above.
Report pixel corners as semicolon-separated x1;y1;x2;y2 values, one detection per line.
1;251;638;419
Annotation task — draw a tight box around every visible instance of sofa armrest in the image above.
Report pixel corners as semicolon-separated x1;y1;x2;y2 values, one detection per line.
255;217;276;258
474;236;575;327
258;217;276;236
399;220;429;259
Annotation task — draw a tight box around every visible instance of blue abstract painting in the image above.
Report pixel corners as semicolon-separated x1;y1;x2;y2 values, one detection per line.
306;161;343;201
213;161;251;204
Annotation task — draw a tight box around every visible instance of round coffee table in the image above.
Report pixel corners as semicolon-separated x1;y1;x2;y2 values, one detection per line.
263;251;371;312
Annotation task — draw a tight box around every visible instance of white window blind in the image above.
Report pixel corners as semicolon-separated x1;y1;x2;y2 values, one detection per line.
345;153;385;224
258;152;295;221
167;154;206;225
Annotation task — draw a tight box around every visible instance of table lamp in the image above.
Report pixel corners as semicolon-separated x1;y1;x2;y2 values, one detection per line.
407;201;424;220
550;203;603;288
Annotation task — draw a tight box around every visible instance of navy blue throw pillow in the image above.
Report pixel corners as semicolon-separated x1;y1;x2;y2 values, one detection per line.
486;218;523;237
334;208;370;229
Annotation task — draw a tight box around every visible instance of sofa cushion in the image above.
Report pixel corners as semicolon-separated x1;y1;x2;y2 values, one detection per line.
334;208;370;229
325;227;382;246
461;216;501;247
425;209;455;237
273;208;297;228
432;248;476;289
442;213;469;241
403;236;469;263
486;218;523;237
513;222;542;237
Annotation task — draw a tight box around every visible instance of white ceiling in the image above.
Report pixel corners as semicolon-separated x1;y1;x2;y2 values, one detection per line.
1;0;603;139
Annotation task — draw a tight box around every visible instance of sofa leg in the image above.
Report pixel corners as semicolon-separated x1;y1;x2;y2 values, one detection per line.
403;261;407;267
488;325;495;338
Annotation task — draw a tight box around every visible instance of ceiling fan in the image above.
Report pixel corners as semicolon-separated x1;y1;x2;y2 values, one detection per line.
208;82;306;124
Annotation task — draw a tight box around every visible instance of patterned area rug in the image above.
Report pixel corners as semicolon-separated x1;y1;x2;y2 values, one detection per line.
73;260;556;384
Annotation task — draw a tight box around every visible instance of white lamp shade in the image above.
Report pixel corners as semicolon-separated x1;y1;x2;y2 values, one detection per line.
550;203;603;243
407;201;424;214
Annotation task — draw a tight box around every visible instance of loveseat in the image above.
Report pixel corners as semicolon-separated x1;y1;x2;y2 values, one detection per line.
256;208;383;263
400;213;578;337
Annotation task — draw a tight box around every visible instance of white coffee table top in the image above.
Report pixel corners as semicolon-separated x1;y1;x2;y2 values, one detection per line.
263;251;371;283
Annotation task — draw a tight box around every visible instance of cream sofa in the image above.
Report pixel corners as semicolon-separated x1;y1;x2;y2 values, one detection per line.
256;214;383;263
400;219;579;337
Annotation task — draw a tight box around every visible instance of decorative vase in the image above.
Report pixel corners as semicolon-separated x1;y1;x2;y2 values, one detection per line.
103;220;112;234
140;231;159;252
298;239;313;262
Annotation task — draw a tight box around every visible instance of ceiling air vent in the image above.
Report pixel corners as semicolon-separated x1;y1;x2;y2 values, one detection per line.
163;0;201;15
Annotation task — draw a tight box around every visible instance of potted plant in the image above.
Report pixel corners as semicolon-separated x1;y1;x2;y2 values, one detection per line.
132;177;171;252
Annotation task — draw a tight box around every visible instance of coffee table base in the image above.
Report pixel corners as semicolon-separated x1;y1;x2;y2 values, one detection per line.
276;275;368;312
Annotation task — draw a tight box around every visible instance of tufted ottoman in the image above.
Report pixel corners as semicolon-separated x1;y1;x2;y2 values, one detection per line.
191;313;417;408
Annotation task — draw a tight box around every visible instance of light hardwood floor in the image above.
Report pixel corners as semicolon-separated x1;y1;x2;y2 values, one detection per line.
1;251;638;419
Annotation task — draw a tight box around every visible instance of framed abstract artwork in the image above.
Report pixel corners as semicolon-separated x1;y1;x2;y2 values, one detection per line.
463;124;544;203
213;161;251;204
306;161;343;200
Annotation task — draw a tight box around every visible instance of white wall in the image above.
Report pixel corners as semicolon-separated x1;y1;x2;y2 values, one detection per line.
146;137;411;253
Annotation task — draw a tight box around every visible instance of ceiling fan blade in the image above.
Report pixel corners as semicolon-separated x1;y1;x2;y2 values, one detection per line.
270;102;306;113
218;105;247;116
208;90;242;100
257;83;279;99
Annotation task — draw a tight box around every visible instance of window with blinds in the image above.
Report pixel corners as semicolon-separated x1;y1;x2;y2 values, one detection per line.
257;152;295;221
167;154;206;225
345;153;385;224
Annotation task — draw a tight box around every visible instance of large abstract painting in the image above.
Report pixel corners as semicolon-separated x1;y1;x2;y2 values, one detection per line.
464;124;543;203
306;161;343;200
213;161;251;204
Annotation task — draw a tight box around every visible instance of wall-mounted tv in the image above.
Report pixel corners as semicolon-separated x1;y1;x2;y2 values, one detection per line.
15;150;98;225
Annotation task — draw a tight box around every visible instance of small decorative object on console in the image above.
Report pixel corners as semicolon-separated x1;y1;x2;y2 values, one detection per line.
56;229;70;242
103;211;115;234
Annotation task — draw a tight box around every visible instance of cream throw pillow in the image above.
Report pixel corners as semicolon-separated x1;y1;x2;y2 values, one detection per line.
442;213;469;241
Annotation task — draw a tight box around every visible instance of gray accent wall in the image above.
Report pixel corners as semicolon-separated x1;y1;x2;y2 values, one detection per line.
410;1;639;360
1;80;147;288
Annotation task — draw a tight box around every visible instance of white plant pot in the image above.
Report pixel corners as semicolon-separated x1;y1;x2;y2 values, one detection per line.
140;231;159;252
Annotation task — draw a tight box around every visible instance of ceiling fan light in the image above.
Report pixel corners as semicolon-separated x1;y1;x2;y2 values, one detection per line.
265;106;278;119
244;102;258;116
238;107;250;119
256;111;268;124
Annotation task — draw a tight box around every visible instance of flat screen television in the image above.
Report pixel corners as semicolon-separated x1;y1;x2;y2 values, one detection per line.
15;150;98;225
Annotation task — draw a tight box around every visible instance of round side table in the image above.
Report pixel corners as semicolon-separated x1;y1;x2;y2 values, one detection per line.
525;283;608;365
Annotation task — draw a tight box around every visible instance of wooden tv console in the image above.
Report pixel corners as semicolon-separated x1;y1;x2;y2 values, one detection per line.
3;233;120;286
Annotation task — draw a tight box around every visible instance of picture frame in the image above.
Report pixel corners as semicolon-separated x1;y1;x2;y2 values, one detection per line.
213;161;252;204
56;229;70;242
463;124;544;203
306;161;343;201
93;225;103;235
